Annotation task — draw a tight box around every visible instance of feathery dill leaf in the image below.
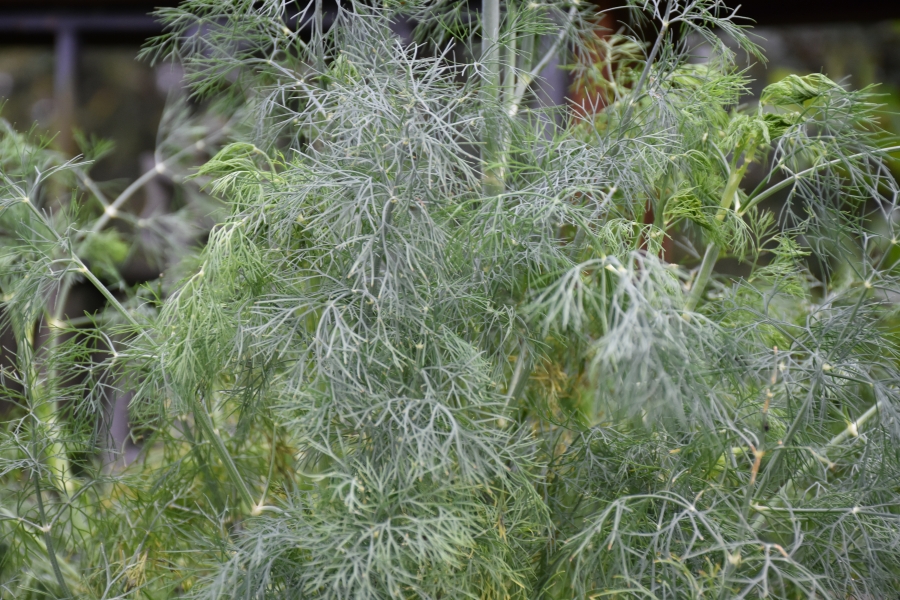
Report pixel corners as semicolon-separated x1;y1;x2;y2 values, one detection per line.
2;1;900;598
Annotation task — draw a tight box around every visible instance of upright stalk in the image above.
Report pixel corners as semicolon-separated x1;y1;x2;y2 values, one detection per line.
314;0;325;73
22;196;256;513
19;331;73;598
481;0;504;196
502;3;516;106
619;0;673;127
684;142;756;313
684;242;720;313
32;467;72;598
192;391;256;510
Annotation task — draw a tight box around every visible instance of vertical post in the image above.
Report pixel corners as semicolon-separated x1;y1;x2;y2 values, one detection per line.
532;36;568;136
54;25;78;155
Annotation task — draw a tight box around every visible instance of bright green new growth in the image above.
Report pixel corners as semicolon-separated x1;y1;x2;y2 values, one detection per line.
3;0;900;598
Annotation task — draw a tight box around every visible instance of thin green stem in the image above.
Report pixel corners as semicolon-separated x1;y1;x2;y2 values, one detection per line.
684;143;755;313
21;332;73;598
31;467;73;599
22;162;259;519
685;143;898;312
752;386;813;497
482;0;501;90
684;242;719;314
314;0;324;72
86;129;227;236
504;339;529;407
77;172;110;210
502;3;517;107
619;0;672;127
740;145;900;217
259;421;278;507
72;259;142;332
192;391;256;510
41;275;77;496
751;400;883;531
252;421;284;515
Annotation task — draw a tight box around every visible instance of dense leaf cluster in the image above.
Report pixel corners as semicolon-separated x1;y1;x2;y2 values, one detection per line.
2;0;900;598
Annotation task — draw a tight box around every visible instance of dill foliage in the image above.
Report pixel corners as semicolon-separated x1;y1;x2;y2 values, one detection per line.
3;0;900;598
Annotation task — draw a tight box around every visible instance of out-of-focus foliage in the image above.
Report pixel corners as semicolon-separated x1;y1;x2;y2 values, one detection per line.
0;96;235;598
734;20;900;173
0;47;182;182
2;1;900;599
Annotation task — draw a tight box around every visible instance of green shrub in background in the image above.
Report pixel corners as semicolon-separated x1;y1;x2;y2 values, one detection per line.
2;0;900;598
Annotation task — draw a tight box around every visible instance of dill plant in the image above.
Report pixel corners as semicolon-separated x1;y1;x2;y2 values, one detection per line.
3;0;900;598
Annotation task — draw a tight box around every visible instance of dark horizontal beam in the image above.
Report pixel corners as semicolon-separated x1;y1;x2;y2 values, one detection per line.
0;0;176;8
0;5;339;45
0;11;165;44
737;0;900;25
0;13;160;32
0;0;898;46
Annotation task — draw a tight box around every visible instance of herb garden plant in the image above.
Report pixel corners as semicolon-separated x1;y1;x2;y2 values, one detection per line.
3;0;900;598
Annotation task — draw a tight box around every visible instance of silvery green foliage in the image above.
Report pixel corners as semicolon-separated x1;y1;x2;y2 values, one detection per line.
3;0;900;598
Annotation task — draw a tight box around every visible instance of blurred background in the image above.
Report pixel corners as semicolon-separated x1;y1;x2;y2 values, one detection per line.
0;0;182;184
0;0;898;190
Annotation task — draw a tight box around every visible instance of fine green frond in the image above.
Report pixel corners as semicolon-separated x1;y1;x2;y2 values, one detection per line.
3;1;900;598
